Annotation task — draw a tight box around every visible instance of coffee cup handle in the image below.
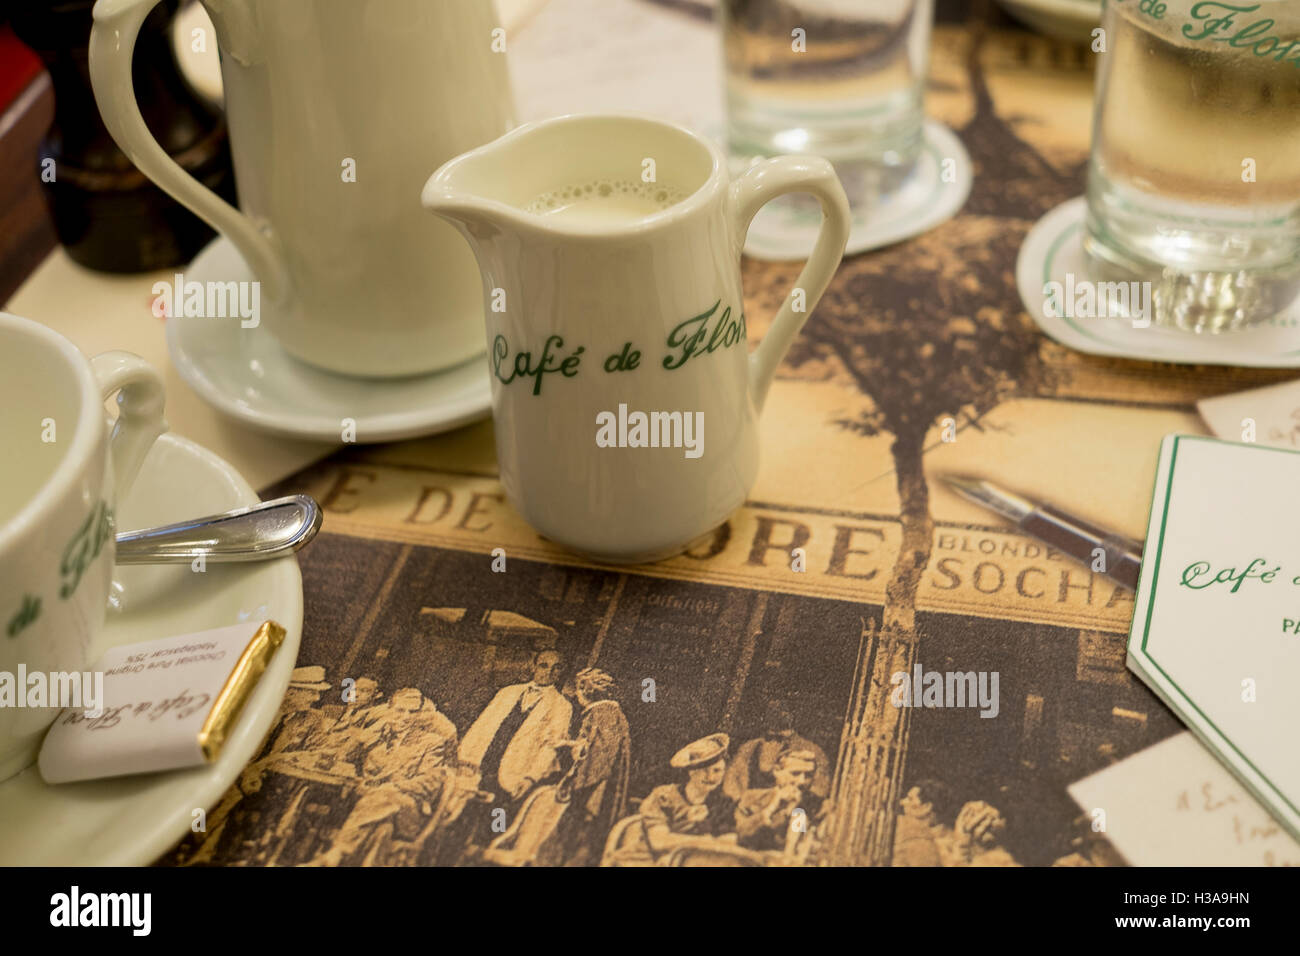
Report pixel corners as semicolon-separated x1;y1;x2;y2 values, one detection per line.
90;352;168;499
88;0;289;302
729;156;851;413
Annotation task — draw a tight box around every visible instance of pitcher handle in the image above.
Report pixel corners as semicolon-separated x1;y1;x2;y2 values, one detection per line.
89;0;289;302
730;156;851;413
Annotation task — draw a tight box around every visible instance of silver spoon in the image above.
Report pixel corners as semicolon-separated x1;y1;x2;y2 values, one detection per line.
113;495;322;565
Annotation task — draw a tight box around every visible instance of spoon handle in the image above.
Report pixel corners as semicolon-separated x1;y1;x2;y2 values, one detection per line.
113;495;322;565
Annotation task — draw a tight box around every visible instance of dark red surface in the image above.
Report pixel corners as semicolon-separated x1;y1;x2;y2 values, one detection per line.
0;27;43;111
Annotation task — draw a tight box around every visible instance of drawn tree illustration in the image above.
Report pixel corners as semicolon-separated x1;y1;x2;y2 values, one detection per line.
955;0;1085;218
783;214;1066;865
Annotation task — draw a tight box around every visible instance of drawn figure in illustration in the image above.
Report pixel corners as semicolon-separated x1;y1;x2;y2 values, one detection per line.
603;733;767;866
724;699;830;802
891;780;958;867
734;747;823;857
937;799;1020;867
450;649;573;857
483;666;630;866
457;649;573;804
305;687;458;866
1051;813;1124;867
181;665;334;865
243;675;389;865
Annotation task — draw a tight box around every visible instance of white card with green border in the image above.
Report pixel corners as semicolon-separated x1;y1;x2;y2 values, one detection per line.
1129;434;1300;843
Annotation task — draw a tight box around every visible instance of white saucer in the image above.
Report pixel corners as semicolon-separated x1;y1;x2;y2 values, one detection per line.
995;0;1099;42
0;433;303;865
167;237;493;443
741;120;973;261
1017;197;1300;367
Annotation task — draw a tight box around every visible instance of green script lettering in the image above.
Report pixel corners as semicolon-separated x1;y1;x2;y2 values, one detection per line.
1184;2;1253;41
662;300;747;370
60;501;113;599
1181;2;1300;66
1179;557;1279;594
491;334;584;396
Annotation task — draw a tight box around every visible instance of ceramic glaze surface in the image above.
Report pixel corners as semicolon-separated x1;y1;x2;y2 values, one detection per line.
166;236;494;442
0;314;166;780
91;0;516;377
424;114;851;562
0;433;304;865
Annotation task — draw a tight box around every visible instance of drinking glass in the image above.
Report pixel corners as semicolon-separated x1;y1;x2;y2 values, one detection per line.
1085;0;1300;333
720;0;933;205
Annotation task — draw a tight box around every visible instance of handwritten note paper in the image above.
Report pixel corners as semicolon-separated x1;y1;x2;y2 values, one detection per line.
1069;732;1300;866
1126;434;1300;843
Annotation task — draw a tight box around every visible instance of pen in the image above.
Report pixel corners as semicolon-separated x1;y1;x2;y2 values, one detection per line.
943;476;1143;591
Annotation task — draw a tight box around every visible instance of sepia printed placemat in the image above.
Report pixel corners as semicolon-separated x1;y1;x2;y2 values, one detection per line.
160;0;1299;868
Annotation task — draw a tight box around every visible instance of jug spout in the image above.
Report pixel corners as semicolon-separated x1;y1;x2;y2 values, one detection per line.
420;135;533;243
420;180;505;239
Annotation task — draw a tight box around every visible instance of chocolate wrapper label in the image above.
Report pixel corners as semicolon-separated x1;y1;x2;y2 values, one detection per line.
38;621;285;784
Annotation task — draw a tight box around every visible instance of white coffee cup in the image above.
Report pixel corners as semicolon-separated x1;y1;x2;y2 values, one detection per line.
0;313;167;781
88;0;517;377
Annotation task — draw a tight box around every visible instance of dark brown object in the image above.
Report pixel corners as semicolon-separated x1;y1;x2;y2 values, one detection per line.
0;70;56;302
6;0;235;273
1026;506;1142;591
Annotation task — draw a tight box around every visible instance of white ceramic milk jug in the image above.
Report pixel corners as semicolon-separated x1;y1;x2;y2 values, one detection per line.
423;113;851;563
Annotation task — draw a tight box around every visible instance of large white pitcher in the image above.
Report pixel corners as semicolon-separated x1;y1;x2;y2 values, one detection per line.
90;0;518;377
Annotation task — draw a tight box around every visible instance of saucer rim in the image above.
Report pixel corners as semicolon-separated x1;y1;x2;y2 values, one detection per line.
0;431;303;866
1017;195;1300;368
167;237;493;443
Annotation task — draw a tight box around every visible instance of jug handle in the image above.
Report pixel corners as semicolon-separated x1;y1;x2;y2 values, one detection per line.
89;0;289;303
730;156;851;414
